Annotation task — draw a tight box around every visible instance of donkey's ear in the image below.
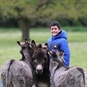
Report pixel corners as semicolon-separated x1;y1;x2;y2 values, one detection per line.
17;41;24;46
45;43;48;47
25;39;28;41
51;51;57;58
25;38;29;43
31;40;36;45
43;43;48;49
25;39;30;46
59;51;64;57
31;40;36;49
59;51;64;63
17;41;20;45
38;44;42;48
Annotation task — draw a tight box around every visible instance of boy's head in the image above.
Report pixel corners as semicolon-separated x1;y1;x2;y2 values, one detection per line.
50;21;60;30
50;21;61;36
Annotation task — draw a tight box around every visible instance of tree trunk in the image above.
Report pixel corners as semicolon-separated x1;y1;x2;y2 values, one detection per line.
18;19;30;41
21;27;29;41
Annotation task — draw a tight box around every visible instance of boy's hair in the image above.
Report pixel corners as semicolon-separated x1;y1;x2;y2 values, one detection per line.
50;21;60;29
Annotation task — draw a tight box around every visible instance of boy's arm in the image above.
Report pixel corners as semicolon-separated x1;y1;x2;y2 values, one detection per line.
60;40;70;66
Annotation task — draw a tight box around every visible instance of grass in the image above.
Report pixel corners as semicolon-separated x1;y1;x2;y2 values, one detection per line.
0;27;87;70
30;29;87;43
69;42;87;68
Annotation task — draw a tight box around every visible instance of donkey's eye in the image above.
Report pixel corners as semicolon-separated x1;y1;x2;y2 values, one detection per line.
34;59;37;63
22;46;26;50
42;59;45;63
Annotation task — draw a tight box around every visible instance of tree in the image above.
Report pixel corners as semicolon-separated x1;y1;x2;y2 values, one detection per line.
0;0;55;41
51;0;87;25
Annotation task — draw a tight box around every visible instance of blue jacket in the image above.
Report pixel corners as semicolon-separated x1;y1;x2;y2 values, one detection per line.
47;30;70;66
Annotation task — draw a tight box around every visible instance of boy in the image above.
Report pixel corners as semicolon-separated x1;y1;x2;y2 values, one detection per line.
47;21;70;66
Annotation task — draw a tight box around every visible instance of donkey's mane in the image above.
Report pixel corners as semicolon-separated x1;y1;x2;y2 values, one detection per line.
20;50;25;61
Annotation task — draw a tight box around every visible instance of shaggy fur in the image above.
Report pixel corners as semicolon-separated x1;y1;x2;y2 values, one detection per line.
1;40;35;87
48;51;87;87
32;44;50;87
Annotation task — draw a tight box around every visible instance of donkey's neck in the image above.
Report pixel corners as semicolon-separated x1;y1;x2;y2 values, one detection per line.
56;62;69;71
23;50;31;65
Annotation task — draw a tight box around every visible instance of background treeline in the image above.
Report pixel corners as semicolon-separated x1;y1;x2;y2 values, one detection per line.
0;17;87;27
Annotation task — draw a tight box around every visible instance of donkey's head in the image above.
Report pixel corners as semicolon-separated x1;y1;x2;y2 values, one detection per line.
17;39;35;61
48;50;64;72
32;44;48;74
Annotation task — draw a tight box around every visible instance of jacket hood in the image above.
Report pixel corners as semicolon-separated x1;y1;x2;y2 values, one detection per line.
52;30;67;40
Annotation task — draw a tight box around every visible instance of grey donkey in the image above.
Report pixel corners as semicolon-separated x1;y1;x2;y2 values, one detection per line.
1;40;36;87
48;50;87;87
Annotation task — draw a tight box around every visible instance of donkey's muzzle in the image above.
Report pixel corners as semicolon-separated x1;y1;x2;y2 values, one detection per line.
36;64;43;74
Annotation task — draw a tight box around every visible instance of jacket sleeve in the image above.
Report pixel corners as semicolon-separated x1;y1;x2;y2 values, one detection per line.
60;40;70;66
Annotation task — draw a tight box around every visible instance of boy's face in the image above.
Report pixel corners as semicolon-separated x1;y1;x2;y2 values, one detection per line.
50;25;60;36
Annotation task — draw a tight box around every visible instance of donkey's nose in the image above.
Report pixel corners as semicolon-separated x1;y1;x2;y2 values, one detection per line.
36;65;43;74
36;69;43;74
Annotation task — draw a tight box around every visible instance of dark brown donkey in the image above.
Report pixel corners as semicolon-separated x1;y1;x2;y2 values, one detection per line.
31;43;50;87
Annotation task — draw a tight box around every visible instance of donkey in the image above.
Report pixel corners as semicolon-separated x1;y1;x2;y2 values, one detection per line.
31;43;50;87
1;40;35;87
48;50;87;87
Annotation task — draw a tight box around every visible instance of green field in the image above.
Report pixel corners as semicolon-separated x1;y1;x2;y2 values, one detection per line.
0;27;87;70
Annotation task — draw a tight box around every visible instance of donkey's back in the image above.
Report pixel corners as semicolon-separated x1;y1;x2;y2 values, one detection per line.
1;59;33;87
54;66;87;87
48;51;87;87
